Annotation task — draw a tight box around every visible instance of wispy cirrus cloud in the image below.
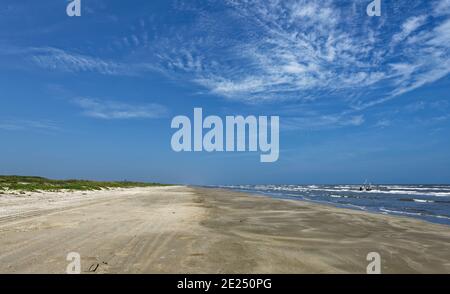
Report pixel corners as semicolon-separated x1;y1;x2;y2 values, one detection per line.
435;0;450;15
29;47;127;75
2;0;449;131
391;15;428;45
0;119;59;132
283;113;365;131
72;97;168;120
0;46;158;76
150;0;450;109
5;0;448;109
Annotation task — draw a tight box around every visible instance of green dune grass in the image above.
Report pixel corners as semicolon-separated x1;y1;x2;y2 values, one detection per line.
0;175;168;193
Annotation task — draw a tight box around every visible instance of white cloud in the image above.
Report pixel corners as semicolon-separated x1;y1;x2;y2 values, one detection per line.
145;0;450;117
387;18;450;98
0;119;59;131
283;113;365;131
392;15;428;45
0;46;159;76
434;0;450;16
28;47;132;75
375;119;391;128
3;0;450;131
72;97;167;119
150;0;446;108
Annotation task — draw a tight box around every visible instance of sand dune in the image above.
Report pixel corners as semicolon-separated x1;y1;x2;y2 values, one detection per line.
0;186;449;273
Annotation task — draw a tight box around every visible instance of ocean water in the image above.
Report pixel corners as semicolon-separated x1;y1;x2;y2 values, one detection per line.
217;185;450;225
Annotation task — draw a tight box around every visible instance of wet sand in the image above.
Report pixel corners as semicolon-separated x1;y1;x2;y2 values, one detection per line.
0;186;449;273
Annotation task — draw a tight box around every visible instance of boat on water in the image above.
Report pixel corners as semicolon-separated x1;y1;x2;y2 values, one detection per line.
359;180;373;191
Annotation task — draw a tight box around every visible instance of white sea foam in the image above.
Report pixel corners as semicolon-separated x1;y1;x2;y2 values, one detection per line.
274;186;450;197
368;190;450;197
383;186;450;191
222;185;450;199
413;199;434;203
221;185;450;224
224;185;450;197
379;208;422;216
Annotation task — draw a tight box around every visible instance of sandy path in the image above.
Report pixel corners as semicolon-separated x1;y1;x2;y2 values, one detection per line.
0;186;449;273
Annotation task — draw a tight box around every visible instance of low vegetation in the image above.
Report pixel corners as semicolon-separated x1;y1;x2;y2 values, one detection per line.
0;175;167;193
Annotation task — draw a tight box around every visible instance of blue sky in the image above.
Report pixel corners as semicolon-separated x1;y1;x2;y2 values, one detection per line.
0;0;449;184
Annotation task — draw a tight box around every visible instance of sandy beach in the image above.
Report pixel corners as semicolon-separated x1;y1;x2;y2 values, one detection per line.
0;186;449;274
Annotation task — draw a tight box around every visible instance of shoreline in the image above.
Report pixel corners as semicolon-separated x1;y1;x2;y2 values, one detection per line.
210;185;450;226
0;186;449;273
194;187;450;273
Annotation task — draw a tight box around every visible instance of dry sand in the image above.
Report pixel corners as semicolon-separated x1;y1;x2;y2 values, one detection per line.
0;186;449;273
